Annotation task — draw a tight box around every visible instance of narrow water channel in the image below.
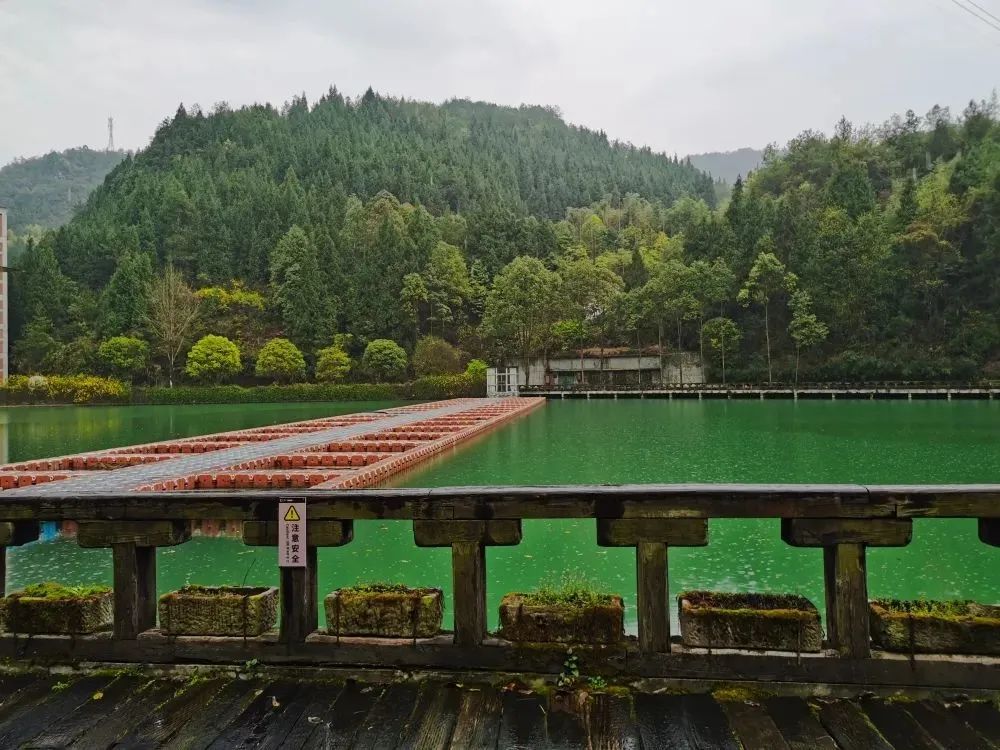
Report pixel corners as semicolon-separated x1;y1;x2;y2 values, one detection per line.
4;399;998;632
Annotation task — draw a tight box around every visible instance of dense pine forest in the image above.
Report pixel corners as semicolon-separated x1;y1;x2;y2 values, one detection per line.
9;89;1000;386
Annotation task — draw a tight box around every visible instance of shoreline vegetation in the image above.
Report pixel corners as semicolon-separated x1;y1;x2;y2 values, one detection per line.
7;92;999;395
0;372;996;407
0;373;486;406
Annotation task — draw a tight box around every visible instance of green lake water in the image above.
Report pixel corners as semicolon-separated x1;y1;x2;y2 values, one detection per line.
3;400;998;632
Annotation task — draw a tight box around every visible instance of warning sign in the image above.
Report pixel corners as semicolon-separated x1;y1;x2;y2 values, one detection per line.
278;499;307;567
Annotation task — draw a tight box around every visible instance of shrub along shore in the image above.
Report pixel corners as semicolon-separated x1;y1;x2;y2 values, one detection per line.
0;373;485;406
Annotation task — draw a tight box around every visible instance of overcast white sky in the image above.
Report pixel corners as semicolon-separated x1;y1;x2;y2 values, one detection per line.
1;0;998;167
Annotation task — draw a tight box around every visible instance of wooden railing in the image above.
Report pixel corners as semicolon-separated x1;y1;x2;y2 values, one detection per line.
521;382;998;392
0;485;997;688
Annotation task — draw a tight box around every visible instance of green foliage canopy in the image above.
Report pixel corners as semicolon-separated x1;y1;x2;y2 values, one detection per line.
362;339;408;382
97;336;149;382
254;338;306;383
184;335;242;383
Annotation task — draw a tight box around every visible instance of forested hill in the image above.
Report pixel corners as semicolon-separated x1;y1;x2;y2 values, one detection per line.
0;147;125;230
52;90;714;289
687;147;765;184
12;92;999;385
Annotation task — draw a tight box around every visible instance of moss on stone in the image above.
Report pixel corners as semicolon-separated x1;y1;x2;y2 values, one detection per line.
871;598;1000;625
338;582;432;596
712;684;776;703
679;591;817;622
870;599;1000;655
4;583;113;634
498;593;625;645
678;590;822;652
325;586;443;638
159;586;278;637
519;574;615;608
12;582;111;600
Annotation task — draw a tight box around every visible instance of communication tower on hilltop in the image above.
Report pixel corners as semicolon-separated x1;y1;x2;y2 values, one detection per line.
107;116;115;152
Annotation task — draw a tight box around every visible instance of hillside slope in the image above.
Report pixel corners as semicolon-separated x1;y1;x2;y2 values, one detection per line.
0;147;125;230
52;89;714;291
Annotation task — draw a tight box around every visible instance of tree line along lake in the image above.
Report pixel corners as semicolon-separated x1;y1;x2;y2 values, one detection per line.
2;399;997;632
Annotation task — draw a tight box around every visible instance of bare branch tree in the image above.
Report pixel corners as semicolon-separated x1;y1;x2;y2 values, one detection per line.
144;266;200;387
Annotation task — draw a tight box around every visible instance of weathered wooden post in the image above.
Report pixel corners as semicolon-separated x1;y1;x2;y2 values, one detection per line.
781;518;912;658
597;518;707;653
413;520;521;646
77;521;190;639
979;519;1000;547
0;522;41;597
242;519;353;643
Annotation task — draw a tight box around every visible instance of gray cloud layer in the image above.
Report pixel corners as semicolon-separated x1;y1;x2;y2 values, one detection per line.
1;0;998;166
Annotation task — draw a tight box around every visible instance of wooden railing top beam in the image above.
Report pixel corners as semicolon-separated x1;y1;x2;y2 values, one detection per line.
0;484;996;521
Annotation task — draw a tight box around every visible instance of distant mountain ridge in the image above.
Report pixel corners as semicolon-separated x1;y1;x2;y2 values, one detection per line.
0;147;126;230
686;147;765;184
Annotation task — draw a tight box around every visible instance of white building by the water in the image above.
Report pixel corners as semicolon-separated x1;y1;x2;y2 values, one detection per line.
515;351;705;388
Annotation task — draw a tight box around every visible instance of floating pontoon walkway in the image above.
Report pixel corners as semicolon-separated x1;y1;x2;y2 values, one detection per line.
0;398;545;494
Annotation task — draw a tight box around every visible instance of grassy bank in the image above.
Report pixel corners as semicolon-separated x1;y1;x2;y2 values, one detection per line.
0;374;485;406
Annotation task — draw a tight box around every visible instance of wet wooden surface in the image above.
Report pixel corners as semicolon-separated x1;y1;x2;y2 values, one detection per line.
0;674;995;748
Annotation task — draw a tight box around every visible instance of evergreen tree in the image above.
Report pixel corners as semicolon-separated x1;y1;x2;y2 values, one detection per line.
100;249;153;336
270;226;336;352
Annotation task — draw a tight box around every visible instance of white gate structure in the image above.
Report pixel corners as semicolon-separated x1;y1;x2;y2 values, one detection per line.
486;367;520;398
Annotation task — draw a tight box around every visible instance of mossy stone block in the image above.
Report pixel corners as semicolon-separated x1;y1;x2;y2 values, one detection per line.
678;591;822;652
4;590;112;634
325;587;443;638
158;586;278;636
870;599;1000;655
498;593;625;644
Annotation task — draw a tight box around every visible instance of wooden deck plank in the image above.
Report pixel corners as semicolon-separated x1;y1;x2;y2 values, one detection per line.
546;691;590;749
0;676;112;748
268;681;344;749
634;693;740;749
0;671;994;750
162;679;264;750
302;682;383;750
206;680;306;749
350;683;421;749
585;693;641;750
860;699;942;750
24;676;145;748
113;677;230;749
949;700;1000;746
815;700;894;750
904;700;994;750
74;679;188;748
0;677;51;726
497;691;549;750
0;674;40;706
764;697;838;750
397;683;462;750
251;682;318;750
448;686;503;749
719;699;791;750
